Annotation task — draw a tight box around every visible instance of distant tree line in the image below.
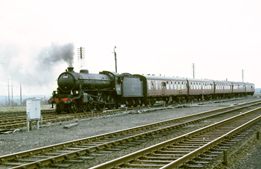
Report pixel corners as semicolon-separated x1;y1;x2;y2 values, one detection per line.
0;98;49;107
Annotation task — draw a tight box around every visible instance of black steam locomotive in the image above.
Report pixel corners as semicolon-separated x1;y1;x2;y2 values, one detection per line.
48;67;255;113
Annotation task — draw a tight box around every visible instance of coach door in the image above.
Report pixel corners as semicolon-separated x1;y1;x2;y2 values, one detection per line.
162;81;166;95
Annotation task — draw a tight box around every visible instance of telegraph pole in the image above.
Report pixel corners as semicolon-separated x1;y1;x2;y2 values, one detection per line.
8;79;10;106
20;84;22;105
11;78;13;106
113;46;117;72
193;63;195;79
242;69;244;82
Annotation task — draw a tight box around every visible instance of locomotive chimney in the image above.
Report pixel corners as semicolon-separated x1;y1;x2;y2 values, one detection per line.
67;67;74;72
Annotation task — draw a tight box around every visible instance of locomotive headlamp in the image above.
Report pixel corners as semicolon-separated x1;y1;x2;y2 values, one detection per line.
76;91;79;94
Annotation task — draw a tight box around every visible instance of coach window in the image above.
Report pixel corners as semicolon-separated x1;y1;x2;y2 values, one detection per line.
156;81;158;89
181;82;183;89
184;82;187;89
170;82;173;89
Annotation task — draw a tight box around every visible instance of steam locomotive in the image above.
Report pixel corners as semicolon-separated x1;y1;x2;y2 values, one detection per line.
48;67;255;113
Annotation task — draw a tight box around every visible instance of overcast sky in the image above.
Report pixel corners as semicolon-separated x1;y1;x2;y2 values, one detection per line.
0;0;260;96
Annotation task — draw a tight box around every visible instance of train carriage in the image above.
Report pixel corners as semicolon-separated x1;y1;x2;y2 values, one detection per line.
245;82;255;96
188;79;214;101
232;82;246;97
213;80;233;99
133;75;188;104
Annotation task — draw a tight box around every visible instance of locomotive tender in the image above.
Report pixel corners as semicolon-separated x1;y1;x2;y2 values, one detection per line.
48;67;255;113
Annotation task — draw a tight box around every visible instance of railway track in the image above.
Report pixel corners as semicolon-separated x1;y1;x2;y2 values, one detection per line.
0;99;260;168
0;98;249;130
91;106;261;169
0;109;119;130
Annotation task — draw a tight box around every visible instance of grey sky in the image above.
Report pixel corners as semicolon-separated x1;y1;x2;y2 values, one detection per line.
0;0;260;95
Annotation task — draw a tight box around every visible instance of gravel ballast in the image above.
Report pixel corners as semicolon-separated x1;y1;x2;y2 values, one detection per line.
0;96;260;168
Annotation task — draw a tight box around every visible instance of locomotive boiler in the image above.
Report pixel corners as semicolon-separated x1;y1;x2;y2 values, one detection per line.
49;67;122;113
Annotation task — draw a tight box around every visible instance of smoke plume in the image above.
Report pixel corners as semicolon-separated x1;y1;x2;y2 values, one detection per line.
38;43;74;67
0;43;75;95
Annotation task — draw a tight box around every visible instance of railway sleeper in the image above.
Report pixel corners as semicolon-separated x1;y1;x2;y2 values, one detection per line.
136;159;174;164
156;150;191;154
195;157;213;161
50;163;71;168
3;162;24;166
113;145;129;149
89;153;104;157
123;163;164;168
183;164;204;168
43;152;61;156
104;148;121;151
149;153;183;157
190;160;210;164
65;159;84;163
18;158;41;162
77;156;94;160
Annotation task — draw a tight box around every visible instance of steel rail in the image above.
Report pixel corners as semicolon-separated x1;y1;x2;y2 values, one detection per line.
162;114;261;168
90;106;261;169
0;99;260;168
